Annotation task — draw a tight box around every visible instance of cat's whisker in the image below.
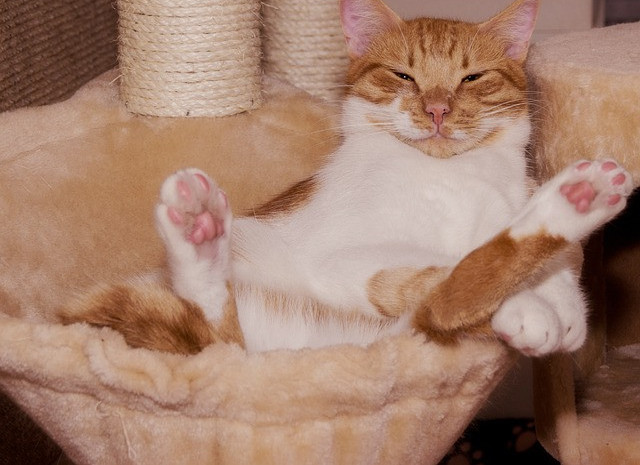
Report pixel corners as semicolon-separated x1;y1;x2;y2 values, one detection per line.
305;121;397;137
527;107;547;121
480;101;529;118
482;99;529;111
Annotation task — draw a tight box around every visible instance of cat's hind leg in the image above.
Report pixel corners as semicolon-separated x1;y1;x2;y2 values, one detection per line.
509;159;633;242
411;159;633;351
491;159;633;355
59;169;243;354
156;169;236;326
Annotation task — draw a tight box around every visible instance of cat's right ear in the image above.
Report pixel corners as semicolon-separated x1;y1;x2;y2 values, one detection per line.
340;0;401;58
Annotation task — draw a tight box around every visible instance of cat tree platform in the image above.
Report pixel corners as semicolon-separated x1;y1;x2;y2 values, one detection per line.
526;21;640;465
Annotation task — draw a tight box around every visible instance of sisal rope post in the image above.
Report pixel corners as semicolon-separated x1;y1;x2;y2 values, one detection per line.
117;0;263;117
262;0;349;102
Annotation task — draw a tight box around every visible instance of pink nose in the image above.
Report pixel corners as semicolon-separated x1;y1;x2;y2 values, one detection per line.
425;103;450;127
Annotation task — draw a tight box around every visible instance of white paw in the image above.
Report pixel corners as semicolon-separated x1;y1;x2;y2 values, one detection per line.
156;168;232;263
492;291;586;356
511;159;633;242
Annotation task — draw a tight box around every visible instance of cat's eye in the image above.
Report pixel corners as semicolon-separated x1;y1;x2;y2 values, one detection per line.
462;73;483;83
393;71;415;82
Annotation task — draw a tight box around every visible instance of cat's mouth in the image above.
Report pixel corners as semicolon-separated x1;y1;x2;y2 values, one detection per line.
401;127;463;146
398;130;472;159
389;112;476;158
396;122;462;144
415;132;452;141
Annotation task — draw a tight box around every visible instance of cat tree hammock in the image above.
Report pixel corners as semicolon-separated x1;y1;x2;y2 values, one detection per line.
0;1;512;464
0;1;638;464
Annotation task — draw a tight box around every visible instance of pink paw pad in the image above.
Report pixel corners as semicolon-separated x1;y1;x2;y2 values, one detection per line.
194;173;211;193
177;180;192;202
560;181;595;213
188;212;225;245
561;159;631;213
611;173;627;186
608;194;622;206
158;169;232;256
167;206;185;225
601;162;628;187
576;161;592;171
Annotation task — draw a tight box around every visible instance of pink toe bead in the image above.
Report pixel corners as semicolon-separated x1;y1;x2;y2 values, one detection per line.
612;173;626;186
608;194;621;206
168;207;184;225
177;180;191;201
194;173;211;193
576;161;592;171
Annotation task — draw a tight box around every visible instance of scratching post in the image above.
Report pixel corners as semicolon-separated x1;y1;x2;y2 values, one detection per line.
117;0;263;117
262;0;349;101
527;22;640;465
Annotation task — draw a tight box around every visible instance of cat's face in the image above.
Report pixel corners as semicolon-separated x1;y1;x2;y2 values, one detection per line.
341;0;538;158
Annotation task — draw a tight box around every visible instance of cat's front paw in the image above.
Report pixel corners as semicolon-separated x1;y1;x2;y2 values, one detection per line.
491;291;587;356
511;159;633;242
156;169;232;262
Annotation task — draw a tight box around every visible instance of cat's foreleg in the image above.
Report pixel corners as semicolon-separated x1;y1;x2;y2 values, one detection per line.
492;258;587;355
156;168;242;344
410;229;569;342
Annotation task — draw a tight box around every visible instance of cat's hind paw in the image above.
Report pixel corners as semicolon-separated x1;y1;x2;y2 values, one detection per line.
559;159;631;215
511;159;633;242
156;168;232;262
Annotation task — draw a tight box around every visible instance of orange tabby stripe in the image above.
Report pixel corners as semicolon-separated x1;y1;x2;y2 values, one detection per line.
59;281;244;354
249;176;318;218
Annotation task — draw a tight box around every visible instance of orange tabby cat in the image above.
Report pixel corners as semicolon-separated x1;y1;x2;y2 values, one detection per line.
60;0;632;356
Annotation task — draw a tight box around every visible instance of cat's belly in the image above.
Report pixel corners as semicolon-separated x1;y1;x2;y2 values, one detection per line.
232;144;528;321
233;185;524;317
234;285;411;352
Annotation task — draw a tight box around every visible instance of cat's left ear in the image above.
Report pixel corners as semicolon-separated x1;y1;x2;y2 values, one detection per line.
340;0;402;58
480;0;539;62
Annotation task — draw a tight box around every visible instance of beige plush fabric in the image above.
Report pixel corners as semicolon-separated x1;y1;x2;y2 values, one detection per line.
0;71;513;465
0;317;511;465
0;70;338;320
575;345;640;464
527;21;640;186
527;22;640;465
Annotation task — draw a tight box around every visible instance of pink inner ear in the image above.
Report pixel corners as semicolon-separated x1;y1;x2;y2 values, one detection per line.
506;6;538;59
341;2;370;57
340;0;400;57
483;0;539;61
